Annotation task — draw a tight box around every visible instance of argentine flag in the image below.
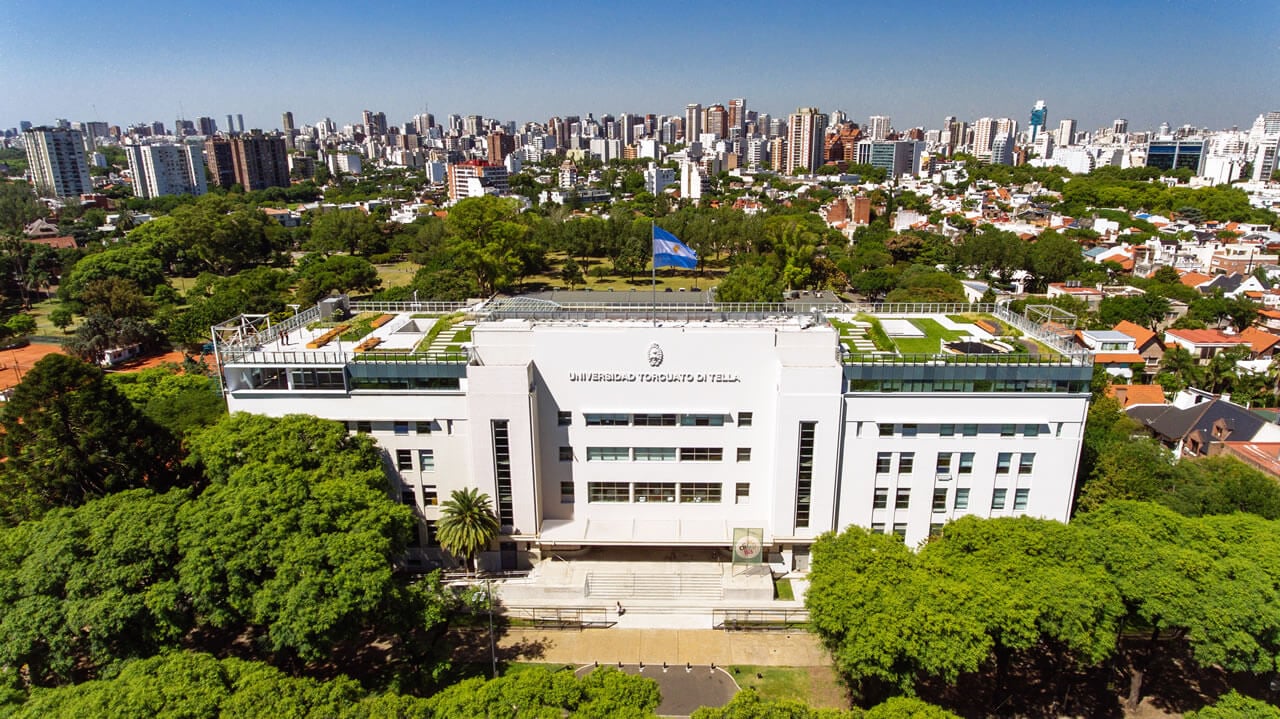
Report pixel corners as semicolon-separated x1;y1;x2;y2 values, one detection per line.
653;226;698;269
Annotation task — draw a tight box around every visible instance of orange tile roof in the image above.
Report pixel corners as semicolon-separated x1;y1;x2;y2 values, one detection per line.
1166;328;1251;345
1094;353;1146;364
1223;442;1280;478
1260;308;1280;319
1113;320;1157;349
1238;327;1280;353
1105;384;1167;408
1179;272;1214;287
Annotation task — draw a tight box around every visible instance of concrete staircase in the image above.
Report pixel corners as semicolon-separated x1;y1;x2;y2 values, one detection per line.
585;571;724;601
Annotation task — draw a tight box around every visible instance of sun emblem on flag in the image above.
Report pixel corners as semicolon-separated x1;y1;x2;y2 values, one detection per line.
647;343;664;367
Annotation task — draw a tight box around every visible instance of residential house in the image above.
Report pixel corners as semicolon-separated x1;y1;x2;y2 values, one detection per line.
1113;320;1165;377
1238;327;1280;360
1105;384;1168;409
1127;390;1280;458
1075;329;1145;379
1163;328;1252;364
1222;442;1280;479
1047;282;1104;309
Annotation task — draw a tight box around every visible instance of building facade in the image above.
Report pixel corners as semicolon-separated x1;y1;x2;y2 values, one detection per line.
23;126;92;197
785;107;828;175
125;142;208;198
213;300;1092;572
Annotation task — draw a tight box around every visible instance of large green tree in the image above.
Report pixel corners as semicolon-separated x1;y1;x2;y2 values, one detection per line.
0;354;182;524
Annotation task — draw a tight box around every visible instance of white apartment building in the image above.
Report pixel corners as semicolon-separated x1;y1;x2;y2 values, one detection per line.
212;300;1092;573
23;126;92;197
124;142;207;199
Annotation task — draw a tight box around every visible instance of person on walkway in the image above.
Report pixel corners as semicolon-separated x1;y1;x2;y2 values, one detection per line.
616;601;625;616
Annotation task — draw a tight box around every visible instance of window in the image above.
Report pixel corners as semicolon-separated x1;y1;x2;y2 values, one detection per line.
901;423;918;437
1014;488;1030;511
419;449;434;472
416;421;433;434
679;447;723;461
492;421;514;527
929;522;944;537
558;446;572;462
1019;453;1036;475
1000;424;1016;437
680;414;725;427
585;413;629;426
1056;422;1064;437
396;449;413;470
962;424;978;437
557;411;572;426
892;523;908;538
356;421;372;434
401;489;415;505
586;446;629;461
633;413;677;426
936;453;952;475
992;488;1008;510
738;412;753;427
425;520;438;546
871;522;885;534
394;421;410;436
588;482;630;502
873;487;888;509
895;488;911;510
898;452;914;474
940;424;955;437
634;447;677;462
560;481;574;504
996;452;1012;474
737;448;752;462
954;488;969;510
736;482;750;504
679;483;722;503
1022;424;1040;437
958;452;974;474
876;452;892;474
933;488;948;512
635;482;676;503
795;422;816;528
879;423;894;437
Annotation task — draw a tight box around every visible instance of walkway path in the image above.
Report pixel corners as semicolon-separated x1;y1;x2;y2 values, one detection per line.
488;627;828;667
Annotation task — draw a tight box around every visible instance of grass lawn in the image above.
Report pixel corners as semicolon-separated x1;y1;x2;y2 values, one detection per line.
892;318;969;354
774;578;795;601
26;297;76;336
375;261;418;289
727;665;848;708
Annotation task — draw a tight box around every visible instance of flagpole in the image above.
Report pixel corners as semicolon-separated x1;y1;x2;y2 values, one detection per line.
651;221;657;327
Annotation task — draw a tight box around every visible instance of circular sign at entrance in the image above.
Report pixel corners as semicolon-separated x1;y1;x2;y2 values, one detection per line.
734;533;762;561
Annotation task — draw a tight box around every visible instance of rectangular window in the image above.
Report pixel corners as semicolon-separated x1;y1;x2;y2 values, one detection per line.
560;480;574;504
1013;488;1030;510
401;489;415;505
396;449;413;471
418;449;434;472
876;452;892;474
962;424;978;437
892;523;908;538
679;483;722;503
1019;453;1036;475
356;420;372;434
879;423;894;437
492;421;514;527
795;422;816;528
425;520;438;547
632;413;677;426
1000;424;1016;437
954;487;969;510
634;482;676;503
735;482;750;504
901;423;918;437
992;488;1008;510
634;447;677;462
940;424;955;437
680;414;726;427
936;453;952;475
416;421;433;434
586;446;629;461
895;488;911;510
557;411;572;426
423;485;438;506
736;448;752;462
585;413;629;426
1022;424;1040;437
929;522;944;537
679;447;723;461
394;421;410;436
738;412;753;427
958;452;974;474
871;522;885;534
996;452;1012;474
933;488;948;512
873;487;888;509
898;452;914;474
588;482;630;502
558;446;572;462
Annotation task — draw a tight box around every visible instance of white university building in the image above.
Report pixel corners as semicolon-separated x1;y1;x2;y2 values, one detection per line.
212;299;1092;577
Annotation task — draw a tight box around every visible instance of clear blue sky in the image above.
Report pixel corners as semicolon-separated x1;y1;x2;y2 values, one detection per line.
2;0;1277;134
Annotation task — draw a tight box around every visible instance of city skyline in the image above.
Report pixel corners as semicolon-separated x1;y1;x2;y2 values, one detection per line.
2;0;1277;134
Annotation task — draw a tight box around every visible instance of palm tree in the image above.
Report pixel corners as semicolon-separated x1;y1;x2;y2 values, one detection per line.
437;488;499;575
